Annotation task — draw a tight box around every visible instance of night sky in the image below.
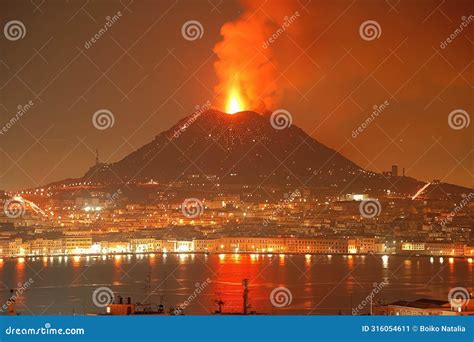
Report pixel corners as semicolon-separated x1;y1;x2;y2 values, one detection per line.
0;0;472;191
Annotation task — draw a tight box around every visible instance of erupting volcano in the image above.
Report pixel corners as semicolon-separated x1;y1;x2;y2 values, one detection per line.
213;2;281;114
35;2;472;200
68;109;469;200
80;109;363;187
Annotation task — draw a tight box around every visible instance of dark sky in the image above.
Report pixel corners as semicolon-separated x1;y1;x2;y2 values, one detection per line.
1;0;472;191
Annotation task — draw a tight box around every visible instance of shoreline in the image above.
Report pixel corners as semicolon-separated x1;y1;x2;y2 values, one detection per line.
0;251;470;260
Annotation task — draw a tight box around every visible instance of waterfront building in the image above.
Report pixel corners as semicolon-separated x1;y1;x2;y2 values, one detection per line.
374;294;474;316
347;237;384;254
400;242;425;252
63;237;92;254
130;238;158;252
30;238;63;255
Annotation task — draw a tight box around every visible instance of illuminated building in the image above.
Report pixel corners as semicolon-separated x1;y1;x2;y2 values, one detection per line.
347;237;384;254
30;238;63;255
130;238;157;253
400;242;425;251
374;295;474;316
63;237;92;254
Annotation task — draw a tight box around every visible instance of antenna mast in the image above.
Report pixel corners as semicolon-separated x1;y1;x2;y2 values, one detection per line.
242;278;249;315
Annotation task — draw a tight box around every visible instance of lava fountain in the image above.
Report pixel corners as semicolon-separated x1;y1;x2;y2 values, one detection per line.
225;86;245;114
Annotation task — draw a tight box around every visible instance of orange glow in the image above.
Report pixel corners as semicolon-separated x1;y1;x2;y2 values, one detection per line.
213;9;281;113
225;87;245;114
114;255;122;266
305;254;311;266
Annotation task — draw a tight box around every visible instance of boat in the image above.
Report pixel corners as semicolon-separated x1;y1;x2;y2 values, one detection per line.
99;271;182;315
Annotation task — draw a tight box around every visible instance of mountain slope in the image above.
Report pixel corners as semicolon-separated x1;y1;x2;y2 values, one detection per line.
78;109;469;197
85;110;363;185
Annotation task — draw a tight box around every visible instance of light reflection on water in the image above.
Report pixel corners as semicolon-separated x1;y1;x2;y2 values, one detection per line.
0;254;471;315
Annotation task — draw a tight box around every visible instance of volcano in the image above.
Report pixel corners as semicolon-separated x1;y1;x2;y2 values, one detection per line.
74;110;467;197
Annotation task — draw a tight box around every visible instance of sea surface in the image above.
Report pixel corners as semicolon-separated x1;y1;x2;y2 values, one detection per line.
0;254;471;315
